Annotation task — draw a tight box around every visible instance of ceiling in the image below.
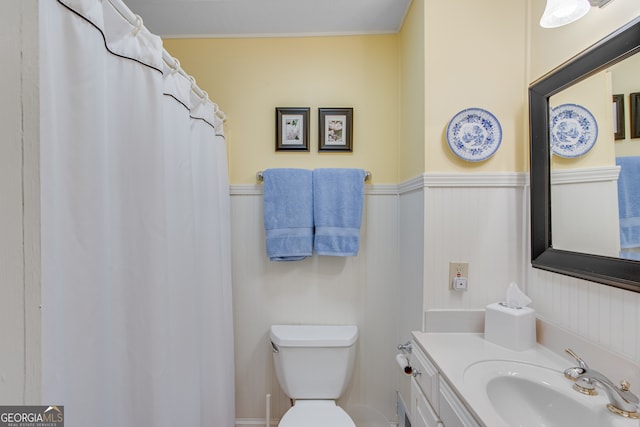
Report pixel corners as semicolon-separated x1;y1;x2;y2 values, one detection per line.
123;0;413;38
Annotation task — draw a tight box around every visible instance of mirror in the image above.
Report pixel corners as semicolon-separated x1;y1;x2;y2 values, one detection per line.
529;17;640;293
548;54;640;259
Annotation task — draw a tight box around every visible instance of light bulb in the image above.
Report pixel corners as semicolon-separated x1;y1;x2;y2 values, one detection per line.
540;0;591;28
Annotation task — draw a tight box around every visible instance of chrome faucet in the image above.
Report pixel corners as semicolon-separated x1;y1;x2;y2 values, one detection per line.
564;348;639;419
563;348;589;381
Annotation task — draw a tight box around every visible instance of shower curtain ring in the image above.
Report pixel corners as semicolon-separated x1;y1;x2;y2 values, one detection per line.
132;15;144;36
201;91;209;103
171;58;180;74
213;103;225;120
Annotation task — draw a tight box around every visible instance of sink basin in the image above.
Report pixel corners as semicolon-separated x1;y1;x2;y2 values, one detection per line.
462;360;634;427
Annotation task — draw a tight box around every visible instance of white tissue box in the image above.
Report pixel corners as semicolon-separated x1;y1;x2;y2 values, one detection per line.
484;302;536;351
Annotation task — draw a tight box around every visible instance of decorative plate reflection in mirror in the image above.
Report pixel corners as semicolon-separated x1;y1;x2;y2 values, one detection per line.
550;103;598;158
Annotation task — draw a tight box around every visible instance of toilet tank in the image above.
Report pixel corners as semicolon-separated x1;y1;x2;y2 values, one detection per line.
270;324;358;399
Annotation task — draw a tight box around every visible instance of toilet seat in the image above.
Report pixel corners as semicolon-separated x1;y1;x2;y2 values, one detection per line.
278;400;355;427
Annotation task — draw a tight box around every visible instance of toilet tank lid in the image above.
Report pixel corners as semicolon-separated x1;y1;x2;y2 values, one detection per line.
270;325;358;347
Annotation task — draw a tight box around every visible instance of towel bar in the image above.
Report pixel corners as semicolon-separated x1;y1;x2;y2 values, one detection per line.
256;170;371;182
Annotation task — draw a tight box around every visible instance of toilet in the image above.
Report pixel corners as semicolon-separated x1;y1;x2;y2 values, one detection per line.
270;324;358;427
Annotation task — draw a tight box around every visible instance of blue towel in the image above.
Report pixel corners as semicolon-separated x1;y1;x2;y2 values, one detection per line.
313;168;365;256
263;168;313;261
616;157;640;248
620;250;640;261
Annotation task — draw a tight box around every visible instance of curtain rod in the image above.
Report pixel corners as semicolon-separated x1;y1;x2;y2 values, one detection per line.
256;170;372;182
107;0;226;121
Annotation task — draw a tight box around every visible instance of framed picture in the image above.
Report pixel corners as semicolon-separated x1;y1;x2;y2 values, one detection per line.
613;94;625;140
319;108;353;152
631;93;640;139
275;107;310;151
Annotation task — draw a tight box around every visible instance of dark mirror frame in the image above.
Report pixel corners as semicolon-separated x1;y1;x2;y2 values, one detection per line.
529;17;640;293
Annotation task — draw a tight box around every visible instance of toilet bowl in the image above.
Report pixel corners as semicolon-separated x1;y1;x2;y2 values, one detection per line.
270;324;358;427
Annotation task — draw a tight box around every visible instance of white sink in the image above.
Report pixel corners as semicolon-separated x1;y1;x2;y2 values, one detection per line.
462;360;636;427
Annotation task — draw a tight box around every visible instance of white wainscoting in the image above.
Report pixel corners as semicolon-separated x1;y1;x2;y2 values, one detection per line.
421;173;528;312
550;166;620;257
230;184;400;426
397;179;426;339
528;165;640;365
396;182;427;412
528;268;640;364
230;171;640;426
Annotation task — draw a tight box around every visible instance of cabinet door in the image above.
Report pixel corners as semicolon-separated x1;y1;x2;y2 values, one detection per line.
411;377;443;427
438;380;481;427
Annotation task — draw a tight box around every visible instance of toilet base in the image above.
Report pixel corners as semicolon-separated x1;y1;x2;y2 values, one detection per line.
278;400;355;427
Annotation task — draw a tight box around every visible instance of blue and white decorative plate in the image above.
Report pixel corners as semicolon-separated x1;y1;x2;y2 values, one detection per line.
550;104;598;158
446;108;502;162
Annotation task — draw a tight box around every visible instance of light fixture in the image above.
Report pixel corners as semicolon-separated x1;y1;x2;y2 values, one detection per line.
540;0;616;28
588;0;614;6
540;0;590;28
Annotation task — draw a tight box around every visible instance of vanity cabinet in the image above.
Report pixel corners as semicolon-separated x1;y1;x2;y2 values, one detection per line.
409;339;481;427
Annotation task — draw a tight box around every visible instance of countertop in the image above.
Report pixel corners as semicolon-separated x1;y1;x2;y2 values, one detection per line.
411;332;631;427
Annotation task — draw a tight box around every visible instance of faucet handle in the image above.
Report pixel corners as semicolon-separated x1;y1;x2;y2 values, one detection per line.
564;367;587;381
619;380;631;392
565;348;589;369
563;348;590;383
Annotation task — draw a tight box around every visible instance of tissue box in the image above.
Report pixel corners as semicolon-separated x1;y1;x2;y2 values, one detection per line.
484;302;536;351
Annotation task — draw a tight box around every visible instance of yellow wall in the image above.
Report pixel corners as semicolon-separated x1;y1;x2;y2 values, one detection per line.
529;0;640;82
165;0;533;184
163;36;399;184
398;0;426;181
550;73;616;169
165;0;640;185
612;53;640;156
424;0;528;173
528;0;640;168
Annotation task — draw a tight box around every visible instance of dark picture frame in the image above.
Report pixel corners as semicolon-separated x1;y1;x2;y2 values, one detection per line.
275;107;310;151
630;92;640;139
318;108;353;152
613;94;625;140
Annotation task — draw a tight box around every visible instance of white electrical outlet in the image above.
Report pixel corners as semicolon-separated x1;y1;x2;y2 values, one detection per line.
449;262;469;291
453;277;468;291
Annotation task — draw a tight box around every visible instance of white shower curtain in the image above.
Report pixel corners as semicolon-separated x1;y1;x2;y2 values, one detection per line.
39;1;234;425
